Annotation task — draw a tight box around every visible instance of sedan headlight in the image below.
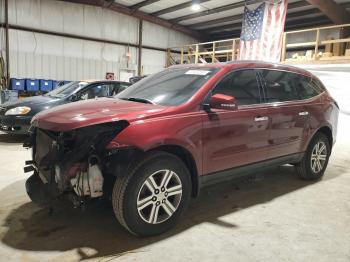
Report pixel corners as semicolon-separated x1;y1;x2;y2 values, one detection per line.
5;106;31;115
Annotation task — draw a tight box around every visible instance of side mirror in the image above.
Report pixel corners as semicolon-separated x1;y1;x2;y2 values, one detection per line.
209;93;237;110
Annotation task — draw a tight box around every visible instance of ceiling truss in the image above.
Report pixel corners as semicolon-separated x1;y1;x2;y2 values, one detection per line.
60;0;350;41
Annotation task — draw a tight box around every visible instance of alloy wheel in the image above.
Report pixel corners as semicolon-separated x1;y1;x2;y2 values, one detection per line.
137;169;182;224
310;141;327;173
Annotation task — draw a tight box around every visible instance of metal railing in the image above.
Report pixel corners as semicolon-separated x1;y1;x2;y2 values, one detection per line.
167;23;350;66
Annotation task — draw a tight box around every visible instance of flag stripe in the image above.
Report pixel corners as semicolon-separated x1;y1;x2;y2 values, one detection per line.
239;0;288;62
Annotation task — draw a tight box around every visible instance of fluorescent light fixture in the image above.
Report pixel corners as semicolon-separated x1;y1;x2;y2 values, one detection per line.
191;0;201;11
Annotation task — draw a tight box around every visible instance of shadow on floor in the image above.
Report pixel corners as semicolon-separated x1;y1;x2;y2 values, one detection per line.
0;165;339;261
0;133;27;143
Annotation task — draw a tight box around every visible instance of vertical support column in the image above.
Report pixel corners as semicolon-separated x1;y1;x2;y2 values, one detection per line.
180;47;184;64
281;33;287;62
194;44;199;64
339;26;349;39
138;19;143;76
314;29;320;60
232;39;236;61
166;49;173;67
212;42;215;63
5;0;10;88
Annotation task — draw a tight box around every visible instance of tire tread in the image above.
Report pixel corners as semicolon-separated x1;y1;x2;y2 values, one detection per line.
112;151;186;235
295;132;330;180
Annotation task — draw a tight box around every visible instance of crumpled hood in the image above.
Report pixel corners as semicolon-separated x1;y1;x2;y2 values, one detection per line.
32;98;168;131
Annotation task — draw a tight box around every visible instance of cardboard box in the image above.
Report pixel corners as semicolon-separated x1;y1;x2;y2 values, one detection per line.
292;53;299;59
322;52;333;58
345;49;350;57
325;36;334;53
333;43;345;56
325;43;333;53
305;50;314;60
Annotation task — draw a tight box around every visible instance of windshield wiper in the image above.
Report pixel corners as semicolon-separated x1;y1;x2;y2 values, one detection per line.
121;97;154;104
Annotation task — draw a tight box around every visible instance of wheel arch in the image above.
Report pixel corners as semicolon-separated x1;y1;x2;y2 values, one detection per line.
150;144;200;198
303;125;333;154
316;125;333;150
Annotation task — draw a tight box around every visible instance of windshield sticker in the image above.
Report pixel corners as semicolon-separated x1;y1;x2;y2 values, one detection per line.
185;70;210;76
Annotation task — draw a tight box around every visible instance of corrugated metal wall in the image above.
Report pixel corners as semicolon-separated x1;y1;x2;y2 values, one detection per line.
0;0;196;81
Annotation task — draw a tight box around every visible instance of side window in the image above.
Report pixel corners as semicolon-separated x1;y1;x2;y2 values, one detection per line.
110;83;121;96
79;84;114;100
110;83;130;96
213;70;261;105
118;83;130;93
260;70;299;103
312;78;326;93
295;76;321;100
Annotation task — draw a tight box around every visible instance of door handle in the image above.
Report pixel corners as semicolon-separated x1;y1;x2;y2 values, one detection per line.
298;111;309;116
254;116;269;122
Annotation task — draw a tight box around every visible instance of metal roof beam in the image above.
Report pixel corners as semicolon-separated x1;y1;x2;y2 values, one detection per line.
151;0;211;17
58;0;203;40
188;1;309;29
204;2;350;36
130;0;160;11
169;1;247;23
174;0;311;24
190;14;243;29
205;8;323;34
305;0;350;24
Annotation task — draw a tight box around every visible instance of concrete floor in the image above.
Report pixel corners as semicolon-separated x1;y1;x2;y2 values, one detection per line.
0;70;349;261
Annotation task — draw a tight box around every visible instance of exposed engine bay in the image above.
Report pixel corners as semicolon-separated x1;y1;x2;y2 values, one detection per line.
23;121;132;207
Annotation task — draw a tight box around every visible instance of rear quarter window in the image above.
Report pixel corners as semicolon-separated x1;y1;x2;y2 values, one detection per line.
295;75;323;100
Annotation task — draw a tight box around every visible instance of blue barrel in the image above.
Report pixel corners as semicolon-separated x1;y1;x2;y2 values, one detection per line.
39;79;53;92
25;79;40;91
10;78;25;91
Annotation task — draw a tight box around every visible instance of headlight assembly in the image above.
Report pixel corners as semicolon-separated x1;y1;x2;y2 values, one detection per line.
5;106;31;115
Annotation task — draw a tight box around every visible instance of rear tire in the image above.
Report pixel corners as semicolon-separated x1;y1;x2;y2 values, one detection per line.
295;133;331;180
112;151;191;236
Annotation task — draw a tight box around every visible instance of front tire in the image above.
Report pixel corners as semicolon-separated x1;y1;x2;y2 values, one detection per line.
296;133;331;180
112;151;191;236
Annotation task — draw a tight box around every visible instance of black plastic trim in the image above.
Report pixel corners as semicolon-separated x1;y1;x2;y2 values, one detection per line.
199;153;304;187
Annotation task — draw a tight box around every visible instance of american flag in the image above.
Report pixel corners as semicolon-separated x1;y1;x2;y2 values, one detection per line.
239;0;288;62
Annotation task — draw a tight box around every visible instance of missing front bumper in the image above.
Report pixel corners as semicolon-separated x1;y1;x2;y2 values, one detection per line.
25;173;60;207
23;121;129;205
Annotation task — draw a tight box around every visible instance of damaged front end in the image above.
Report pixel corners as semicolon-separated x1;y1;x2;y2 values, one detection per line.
23;121;129;207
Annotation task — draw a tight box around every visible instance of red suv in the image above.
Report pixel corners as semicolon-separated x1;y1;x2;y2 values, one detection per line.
24;62;339;236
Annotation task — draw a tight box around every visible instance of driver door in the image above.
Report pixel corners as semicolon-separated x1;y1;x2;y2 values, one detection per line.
202;69;270;175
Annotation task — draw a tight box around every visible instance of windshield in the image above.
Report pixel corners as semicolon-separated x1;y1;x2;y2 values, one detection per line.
116;67;219;106
45;81;88;98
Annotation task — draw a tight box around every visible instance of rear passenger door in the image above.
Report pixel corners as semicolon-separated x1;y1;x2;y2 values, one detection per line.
258;70;310;158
